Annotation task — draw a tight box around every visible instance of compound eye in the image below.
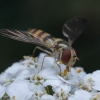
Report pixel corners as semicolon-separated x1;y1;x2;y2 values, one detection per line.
61;49;71;64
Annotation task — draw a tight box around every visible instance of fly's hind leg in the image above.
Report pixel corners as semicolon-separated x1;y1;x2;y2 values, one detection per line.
38;57;62;76
39;56;62;75
32;46;52;56
38;54;55;73
32;46;62;74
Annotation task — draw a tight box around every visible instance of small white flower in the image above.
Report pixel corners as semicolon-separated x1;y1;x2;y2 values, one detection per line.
53;83;71;93
21;56;39;75
0;67;30;86
53;83;71;100
21;56;37;69
75;67;87;78
28;84;46;100
1;62;26;84
57;68;88;93
83;74;94;91
29;84;45;92
40;94;55;100
0;84;6;98
57;68;84;85
91;70;100;91
1;52;100;100
30;68;63;88
5;62;23;74
91;92;100;100
68;90;91;100
6;80;33;100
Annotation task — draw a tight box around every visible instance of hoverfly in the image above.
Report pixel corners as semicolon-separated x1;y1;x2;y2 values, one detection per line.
0;17;88;73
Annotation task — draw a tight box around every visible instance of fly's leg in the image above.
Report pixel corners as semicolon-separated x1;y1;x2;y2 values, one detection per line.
32;46;52;56
38;55;62;75
38;55;55;73
67;65;71;73
55;60;61;75
66;65;70;71
64;65;71;76
38;55;61;74
32;46;61;74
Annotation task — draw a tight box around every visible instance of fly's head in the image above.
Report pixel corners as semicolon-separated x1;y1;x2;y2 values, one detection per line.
61;48;79;66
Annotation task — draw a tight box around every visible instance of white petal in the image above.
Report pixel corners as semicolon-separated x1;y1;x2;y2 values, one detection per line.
38;53;55;68
29;84;45;92
68;90;91;100
43;79;63;87
38;68;58;81
84;74;93;82
15;70;31;81
5;63;23;75
39;68;57;77
0;85;6;98
6;81;33;100
75;67;87;78
0;73;7;84
53;83;71;93
92;70;100;81
92;81;100;91
0;72;13;85
40;94;55;100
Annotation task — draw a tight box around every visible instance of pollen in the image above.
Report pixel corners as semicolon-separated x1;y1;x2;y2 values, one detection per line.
97;94;100;98
56;93;59;97
59;60;63;64
12;96;16;100
77;69;82;73
92;97;97;100
87;78;92;83
35;92;38;96
37;76;41;80
64;69;67;76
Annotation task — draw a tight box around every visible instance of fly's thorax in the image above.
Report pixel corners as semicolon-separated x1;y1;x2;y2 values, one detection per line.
44;38;55;46
54;48;63;59
54;38;69;49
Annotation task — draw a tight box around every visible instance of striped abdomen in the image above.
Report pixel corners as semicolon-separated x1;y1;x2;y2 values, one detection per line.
28;29;55;47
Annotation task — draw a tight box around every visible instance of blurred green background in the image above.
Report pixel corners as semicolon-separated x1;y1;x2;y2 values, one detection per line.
0;0;100;73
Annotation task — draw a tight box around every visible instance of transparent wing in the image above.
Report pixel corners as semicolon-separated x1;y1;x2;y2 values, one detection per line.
62;17;88;45
0;29;50;49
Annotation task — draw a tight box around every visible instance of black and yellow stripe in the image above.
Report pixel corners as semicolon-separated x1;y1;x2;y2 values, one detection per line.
28;29;54;46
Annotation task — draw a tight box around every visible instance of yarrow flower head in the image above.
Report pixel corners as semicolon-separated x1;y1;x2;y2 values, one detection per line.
0;52;100;100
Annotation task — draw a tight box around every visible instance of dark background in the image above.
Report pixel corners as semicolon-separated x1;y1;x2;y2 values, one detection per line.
0;0;100;73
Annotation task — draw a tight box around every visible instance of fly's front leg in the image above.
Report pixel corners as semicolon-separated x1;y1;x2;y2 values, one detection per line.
66;65;72;72
32;46;52;56
64;65;71;76
55;60;61;75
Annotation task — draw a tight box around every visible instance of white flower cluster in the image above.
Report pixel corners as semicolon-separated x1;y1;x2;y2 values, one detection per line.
0;53;100;100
